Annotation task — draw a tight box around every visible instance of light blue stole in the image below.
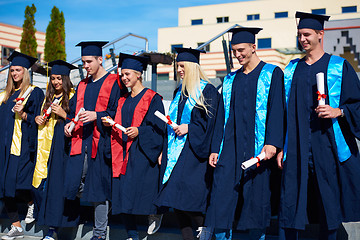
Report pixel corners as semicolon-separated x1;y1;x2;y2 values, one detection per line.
283;55;351;162
162;80;208;184
218;63;277;160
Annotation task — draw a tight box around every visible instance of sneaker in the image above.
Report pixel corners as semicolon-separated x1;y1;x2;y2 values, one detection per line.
1;225;24;240
24;203;35;224
43;236;55;240
196;226;213;240
42;228;57;240
147;214;163;235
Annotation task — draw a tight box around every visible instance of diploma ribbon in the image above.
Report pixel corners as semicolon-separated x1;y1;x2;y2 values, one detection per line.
15;97;25;102
316;91;327;101
256;156;261;167
166;115;173;126
66;117;78;125
43;109;50;118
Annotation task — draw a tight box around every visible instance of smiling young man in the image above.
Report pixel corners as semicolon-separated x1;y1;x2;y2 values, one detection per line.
204;27;285;240
64;41;127;240
278;12;360;240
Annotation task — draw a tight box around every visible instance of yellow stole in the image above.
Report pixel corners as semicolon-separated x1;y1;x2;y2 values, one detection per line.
10;85;36;156
0;91;6;105
32;90;75;188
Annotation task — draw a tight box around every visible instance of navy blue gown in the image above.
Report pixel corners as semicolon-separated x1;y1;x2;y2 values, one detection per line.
0;87;44;198
155;84;219;212
34;96;80;227
112;88;165;215
279;53;360;230
205;61;285;230
64;73;125;202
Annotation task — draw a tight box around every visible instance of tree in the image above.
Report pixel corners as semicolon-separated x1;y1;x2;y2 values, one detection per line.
20;4;38;58
44;6;66;62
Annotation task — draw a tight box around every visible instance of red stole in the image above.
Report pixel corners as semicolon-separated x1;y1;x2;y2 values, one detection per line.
70;74;117;158
111;89;157;177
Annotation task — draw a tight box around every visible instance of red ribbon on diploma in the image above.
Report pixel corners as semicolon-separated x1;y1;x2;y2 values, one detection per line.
66;117;78;125
15;97;24;102
256;156;261;168
166;115;174;126
317;91;327;101
43;109;50;118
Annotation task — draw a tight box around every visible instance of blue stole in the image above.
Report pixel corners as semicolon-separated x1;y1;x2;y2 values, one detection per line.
283;55;351;162
218;63;277;160
162;80;208;184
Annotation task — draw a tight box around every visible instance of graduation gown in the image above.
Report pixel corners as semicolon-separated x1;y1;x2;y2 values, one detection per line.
205;61;285;230
34;96;80;227
155;84;219;212
279;53;360;230
63;73;126;202
0;87;44;198
112;88;165;215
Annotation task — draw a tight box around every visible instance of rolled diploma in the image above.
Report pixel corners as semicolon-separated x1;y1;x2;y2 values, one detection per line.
105;117;127;133
241;152;266;170
42;99;60;119
68;107;85;133
154;110;178;128
12;86;33;112
316;72;325;106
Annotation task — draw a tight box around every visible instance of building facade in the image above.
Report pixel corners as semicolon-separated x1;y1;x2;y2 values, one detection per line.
157;0;360;79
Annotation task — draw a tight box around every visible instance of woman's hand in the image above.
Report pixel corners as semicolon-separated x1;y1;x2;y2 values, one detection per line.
101;117;112;127
173;124;188;136
125;127;139;139
51;103;67;119
35;115;46;125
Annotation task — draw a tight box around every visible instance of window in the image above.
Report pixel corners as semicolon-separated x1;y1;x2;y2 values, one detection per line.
217;16;229;23
275;11;288;18
257;38;272;49
342;6;357;13
247;14;260;21
1;46;15;66
197;42;210;52
157;73;169;81
312;8;326;15
191;19;203;25
171;44;183;53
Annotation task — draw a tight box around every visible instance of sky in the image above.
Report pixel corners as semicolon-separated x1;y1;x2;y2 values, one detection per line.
0;0;243;62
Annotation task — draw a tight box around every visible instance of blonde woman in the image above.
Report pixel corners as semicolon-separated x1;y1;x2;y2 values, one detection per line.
155;48;219;240
0;51;44;240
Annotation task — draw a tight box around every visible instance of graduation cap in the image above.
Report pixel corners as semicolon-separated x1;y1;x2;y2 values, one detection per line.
118;53;149;72
296;11;330;30
175;47;205;64
7;51;37;69
75;41;108;56
228;27;263;44
48;60;78;76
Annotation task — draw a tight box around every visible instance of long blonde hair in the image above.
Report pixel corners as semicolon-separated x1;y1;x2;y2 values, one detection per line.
177;61;210;114
1;67;31;104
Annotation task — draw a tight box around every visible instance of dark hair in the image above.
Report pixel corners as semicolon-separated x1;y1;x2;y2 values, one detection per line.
42;74;73;116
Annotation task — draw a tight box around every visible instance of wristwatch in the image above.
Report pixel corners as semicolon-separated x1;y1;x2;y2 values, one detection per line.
340;108;345;117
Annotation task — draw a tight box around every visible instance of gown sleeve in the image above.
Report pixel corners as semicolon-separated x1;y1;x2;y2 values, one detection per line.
264;66;285;149
339;60;360;140
137;94;166;163
188;84;220;159
210;87;225;154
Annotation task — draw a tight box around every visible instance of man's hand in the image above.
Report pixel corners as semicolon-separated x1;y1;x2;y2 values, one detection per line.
209;153;219;168
126;127;139;139
79;110;97;123
315;105;342;119
261;145;277;160
276;149;284;170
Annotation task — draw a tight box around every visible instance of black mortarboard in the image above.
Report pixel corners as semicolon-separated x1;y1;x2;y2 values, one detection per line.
118;53;149;72
48;60;77;76
228;27;262;44
75;41;108;56
175;47;205;64
7;51;37;69
296;11;330;30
